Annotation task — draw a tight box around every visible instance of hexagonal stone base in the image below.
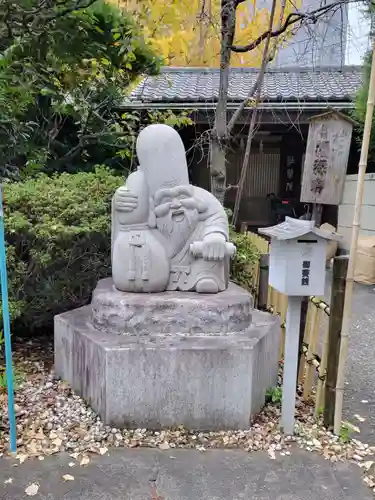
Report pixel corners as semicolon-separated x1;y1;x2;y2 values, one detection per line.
54;292;280;430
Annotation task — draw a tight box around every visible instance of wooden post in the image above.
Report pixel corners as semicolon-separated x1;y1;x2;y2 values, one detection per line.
312;204;323;226
334;41;375;435
279;293;288;358
281;295;303;435
324;256;348;429
258;254;269;309
315;318;330;417
267;284;272;310
303;305;320;400
296;297;309;385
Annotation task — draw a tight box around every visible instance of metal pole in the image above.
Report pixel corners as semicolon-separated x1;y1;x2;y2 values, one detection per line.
0;186;16;452
281;295;302;435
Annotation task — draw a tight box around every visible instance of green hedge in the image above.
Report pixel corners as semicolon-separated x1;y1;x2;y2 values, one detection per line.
4;167;122;329
229;228;261;293
3;169;260;330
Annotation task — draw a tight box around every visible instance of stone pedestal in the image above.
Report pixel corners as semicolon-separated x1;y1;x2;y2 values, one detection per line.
54;278;280;430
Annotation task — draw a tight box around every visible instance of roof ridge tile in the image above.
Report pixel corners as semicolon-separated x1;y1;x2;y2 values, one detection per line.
129;66;363;104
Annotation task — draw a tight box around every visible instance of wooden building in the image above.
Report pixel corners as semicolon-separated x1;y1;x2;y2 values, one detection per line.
123;66;363;229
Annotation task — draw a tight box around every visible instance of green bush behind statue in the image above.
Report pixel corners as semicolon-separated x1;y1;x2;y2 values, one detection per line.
2;168;260;331
3;167;122;330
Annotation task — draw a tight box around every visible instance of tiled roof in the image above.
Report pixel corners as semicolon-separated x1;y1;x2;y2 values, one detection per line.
129;66;362;104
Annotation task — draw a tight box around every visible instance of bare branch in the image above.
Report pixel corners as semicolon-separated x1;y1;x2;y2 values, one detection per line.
227;77;260;134
215;0;246;138
232;0;278;226
269;0;287;61
230;0;348;53
227;0;287;135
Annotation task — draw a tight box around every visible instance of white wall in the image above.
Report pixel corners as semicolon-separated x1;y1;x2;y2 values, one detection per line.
338;174;375;250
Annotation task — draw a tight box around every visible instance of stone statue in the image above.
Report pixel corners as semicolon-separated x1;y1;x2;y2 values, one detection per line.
111;124;235;294
56;127;280;433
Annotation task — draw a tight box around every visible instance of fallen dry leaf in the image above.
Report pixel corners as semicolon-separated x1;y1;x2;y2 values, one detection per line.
35;428;46;439
158;442;170;450
4;477;12;484
312;439;322;449
27;441;39;455
80;456;90;466
53;438;63;447
25;483;39;496
363;461;374;471
268;448;276;460
364;476;375;488
60;381;70;391
151;485;164;500
18;454;28;464
99;447;108;456
63;474;75;482
68;462;75;468
354;414;366;423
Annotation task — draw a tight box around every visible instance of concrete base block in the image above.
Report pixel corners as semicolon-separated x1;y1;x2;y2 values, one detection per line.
91;278;253;336
55;305;280;430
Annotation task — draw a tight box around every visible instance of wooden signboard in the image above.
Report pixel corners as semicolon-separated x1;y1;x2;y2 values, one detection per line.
300;110;354;205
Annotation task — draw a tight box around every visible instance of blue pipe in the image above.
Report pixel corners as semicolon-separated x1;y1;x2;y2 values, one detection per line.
0;186;16;452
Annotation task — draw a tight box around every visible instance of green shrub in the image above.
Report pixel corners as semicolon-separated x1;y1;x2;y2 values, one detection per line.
2;171;261;330
4;167;122;330
229;228;261;293
225;208;262;293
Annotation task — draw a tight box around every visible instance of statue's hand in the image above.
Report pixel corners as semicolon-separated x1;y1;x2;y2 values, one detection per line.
114;186;138;213
201;233;227;261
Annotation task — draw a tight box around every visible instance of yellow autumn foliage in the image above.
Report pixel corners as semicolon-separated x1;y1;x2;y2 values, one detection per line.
115;0;299;67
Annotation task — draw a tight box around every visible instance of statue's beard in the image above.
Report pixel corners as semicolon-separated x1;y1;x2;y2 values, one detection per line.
156;208;198;256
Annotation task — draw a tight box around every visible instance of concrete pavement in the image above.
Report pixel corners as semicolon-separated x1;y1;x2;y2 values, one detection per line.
324;270;375;444
1;448;372;499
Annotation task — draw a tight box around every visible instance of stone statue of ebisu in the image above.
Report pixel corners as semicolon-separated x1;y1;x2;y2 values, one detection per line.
111;124;235;294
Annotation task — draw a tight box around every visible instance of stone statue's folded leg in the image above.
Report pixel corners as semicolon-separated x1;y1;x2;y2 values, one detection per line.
196;277;219;294
191;259;226;294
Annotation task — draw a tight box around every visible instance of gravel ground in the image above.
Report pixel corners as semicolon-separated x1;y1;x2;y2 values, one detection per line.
1;335;375;495
0;274;374;495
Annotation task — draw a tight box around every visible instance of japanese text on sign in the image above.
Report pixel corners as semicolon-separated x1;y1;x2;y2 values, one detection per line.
301;260;310;286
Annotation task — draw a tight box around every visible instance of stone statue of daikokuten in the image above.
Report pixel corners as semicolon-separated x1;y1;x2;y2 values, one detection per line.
111;124;235;294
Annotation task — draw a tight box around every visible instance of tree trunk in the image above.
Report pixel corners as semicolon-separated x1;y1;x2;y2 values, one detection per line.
209;137;226;204
232;0;277;225
210;0;236;203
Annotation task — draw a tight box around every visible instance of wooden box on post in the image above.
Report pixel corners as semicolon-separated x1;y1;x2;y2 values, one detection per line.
259;217;342;297
259;218;342;435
